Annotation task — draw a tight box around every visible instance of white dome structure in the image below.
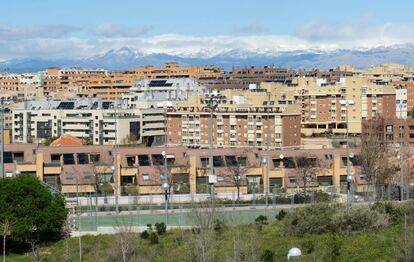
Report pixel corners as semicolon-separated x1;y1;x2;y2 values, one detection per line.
287;247;302;260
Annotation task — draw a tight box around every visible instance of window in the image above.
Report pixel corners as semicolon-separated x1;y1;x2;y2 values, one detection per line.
126;156;136;167
51;154;61;163
272;159;282;168
142;174;149;181
90;154;100;163
324;154;333;160
282;157;295;168
238;156;247;167
213;156;225;167
77;153;89;164
13;152;24;163
201;157;209;168
152;154;164;166
225;155;238;166
138;155;150;166
3;152;13;163
63;154;75;165
288;176;297;184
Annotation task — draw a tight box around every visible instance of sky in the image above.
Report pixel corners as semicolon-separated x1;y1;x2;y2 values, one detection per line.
1;0;414;60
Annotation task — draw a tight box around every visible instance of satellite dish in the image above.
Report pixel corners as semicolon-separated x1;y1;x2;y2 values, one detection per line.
279;154;284;159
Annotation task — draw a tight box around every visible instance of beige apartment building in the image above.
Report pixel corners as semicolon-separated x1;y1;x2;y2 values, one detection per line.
262;77;396;136
41;63;221;100
167;88;301;149
2;142;381;196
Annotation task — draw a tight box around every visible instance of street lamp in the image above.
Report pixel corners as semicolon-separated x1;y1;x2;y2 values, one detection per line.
340;99;355;203
206;91;219;199
111;165;119;213
161;182;169;225
287;247;302;260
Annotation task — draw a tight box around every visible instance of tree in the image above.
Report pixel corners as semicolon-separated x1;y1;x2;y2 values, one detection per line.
154;158;190;194
292;155;326;199
361;117;388;200
0;175;68;260
225;154;251;203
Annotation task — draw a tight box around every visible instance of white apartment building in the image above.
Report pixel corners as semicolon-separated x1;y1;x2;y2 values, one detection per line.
396;87;408;119
12;100;166;146
124;78;206;109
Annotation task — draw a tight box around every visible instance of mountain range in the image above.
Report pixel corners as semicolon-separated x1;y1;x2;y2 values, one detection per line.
2;44;414;73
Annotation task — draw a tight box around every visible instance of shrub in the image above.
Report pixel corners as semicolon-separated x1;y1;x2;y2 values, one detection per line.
282;203;337;236
140;230;149;239
282;203;389;236
149;232;159;244
255;215;268;231
155;222;167;235
260;249;275;262
275;210;287;221
332;205;388;234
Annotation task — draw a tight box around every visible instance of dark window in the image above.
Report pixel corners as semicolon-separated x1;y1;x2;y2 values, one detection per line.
350;155;362;166
138;155;150;166
237;156;247;167
51;154;61;163
90;154;100;163
213;156;224;167
3;152;13;163
324;154;333;160
225;155;238;166
282;157;295;168
126;156;136;167
340;175;348;182
77;153;89;165
200;157;209;168
13;152;24;163
269;177;283;188
152;154;164;166
341;157;349;167
63;154;75;165
167;157;175;165
37;121;52;138
318;176;333;186
272;159;282;168
129;122;140;141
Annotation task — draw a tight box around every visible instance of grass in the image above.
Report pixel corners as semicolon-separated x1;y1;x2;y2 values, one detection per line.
6;221;409;261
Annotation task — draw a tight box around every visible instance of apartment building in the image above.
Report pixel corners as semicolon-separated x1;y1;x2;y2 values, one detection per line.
0;73;43;102
262;77;396;136
199;65;295;89
130;62;221;79
3;143;384;196
124;77;206;109
12;100;166;146
167;88;301;149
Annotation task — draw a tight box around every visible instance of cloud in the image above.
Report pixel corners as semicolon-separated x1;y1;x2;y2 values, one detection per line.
295;19;414;48
4;20;414;60
0;24;81;40
95;23;153;38
232;23;271;35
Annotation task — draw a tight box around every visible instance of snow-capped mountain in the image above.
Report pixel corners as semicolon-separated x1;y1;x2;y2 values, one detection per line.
3;44;414;73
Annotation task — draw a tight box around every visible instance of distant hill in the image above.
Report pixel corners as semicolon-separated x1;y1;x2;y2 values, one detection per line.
2;44;414;73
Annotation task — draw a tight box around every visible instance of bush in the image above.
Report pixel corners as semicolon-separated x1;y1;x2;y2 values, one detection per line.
275;210;287;221
282;203;389;236
149;232;159;244
155;222;167;235
282;203;337;236
260;249;275;262
140;230;149;239
332;206;388;234
255;215;268;231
